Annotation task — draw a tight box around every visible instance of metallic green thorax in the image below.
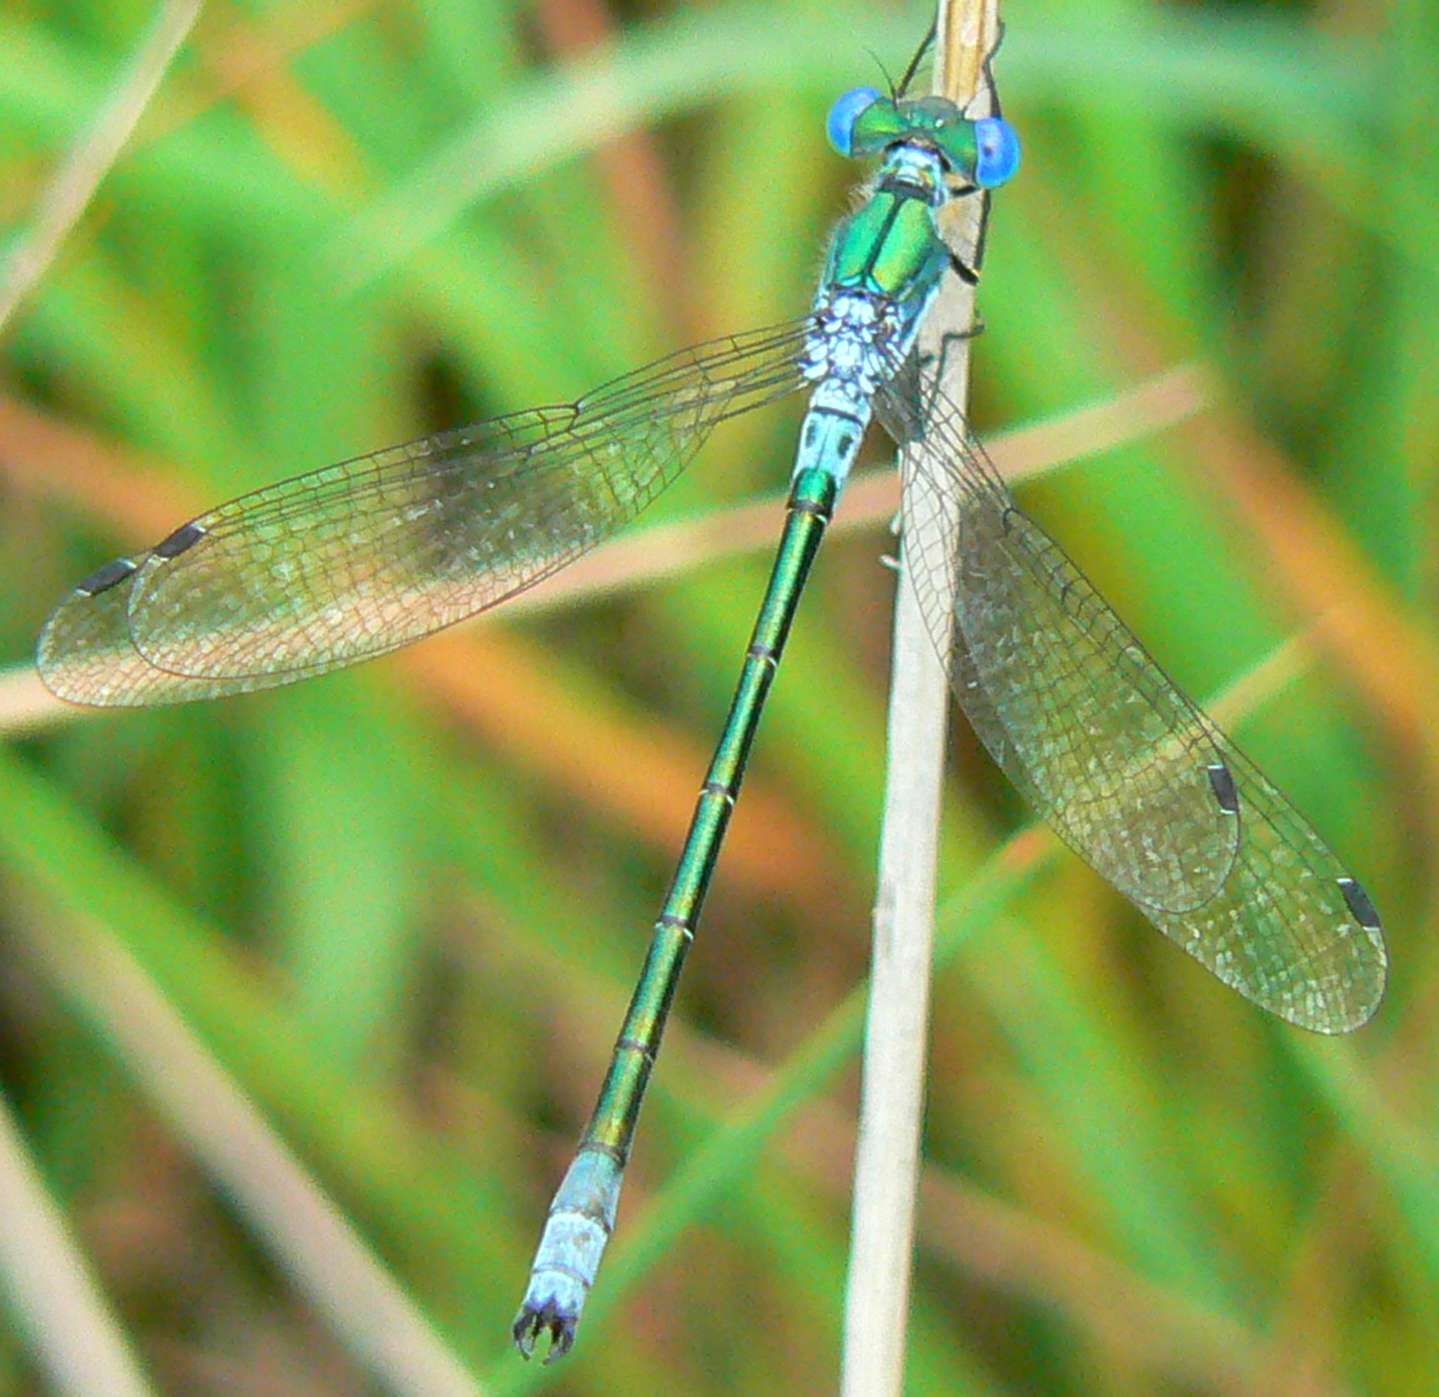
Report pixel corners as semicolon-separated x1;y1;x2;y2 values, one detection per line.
825;190;951;301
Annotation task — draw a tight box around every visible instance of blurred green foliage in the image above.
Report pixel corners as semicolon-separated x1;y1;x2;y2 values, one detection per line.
0;0;1434;1392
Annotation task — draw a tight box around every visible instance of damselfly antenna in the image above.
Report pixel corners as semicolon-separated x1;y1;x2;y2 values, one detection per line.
895;19;938;98
861;46;899;104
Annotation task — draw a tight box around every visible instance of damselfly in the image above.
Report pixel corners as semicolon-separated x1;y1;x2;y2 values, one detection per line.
36;34;1386;1364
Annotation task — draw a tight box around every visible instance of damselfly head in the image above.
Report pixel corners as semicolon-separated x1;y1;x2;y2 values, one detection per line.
825;90;1021;190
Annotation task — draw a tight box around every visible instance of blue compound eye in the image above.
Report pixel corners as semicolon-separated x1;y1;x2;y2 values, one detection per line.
827;86;881;156
973;116;1021;188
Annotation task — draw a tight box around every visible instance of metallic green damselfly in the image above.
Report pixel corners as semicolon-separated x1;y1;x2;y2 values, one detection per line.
37;39;1386;1364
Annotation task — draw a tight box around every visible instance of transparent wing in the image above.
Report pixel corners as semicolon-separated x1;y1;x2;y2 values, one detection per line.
881;377;1240;916
39;320;814;707
883;377;1387;1032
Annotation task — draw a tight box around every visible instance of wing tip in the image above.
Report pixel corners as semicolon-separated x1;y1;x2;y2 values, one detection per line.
1279;930;1389;1037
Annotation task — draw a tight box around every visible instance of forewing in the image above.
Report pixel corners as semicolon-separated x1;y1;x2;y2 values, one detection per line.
1145;737;1386;1031
884;379;1386;1030
39;320;813;706
38;560;306;706
886;379;1239;916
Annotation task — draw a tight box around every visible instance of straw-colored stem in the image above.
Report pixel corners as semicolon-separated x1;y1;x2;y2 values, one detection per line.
0;1078;155;1397
12;901;481;1397
0;0;202;337
840;0;1000;1391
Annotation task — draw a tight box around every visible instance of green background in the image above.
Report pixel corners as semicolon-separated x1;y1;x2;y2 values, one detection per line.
0;0;1433;1392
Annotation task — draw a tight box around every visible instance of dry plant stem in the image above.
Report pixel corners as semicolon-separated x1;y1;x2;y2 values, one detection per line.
0;0;203;336
0;1086;155;1397
13;905;482;1397
840;0;998;1392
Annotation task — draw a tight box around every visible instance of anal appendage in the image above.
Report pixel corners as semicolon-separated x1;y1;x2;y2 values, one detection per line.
512;1148;624;1362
